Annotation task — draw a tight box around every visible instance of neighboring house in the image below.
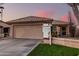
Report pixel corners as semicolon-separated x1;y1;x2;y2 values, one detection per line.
0;20;10;38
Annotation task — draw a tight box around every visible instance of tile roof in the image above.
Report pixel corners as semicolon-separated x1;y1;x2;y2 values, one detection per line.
52;20;69;25
7;16;53;24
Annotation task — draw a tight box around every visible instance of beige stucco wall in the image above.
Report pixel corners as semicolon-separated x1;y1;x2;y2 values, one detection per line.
53;38;79;48
9;25;14;38
43;37;79;48
10;23;43;39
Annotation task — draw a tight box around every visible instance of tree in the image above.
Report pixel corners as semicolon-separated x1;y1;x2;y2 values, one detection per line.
67;3;79;36
68;11;76;37
68;3;79;23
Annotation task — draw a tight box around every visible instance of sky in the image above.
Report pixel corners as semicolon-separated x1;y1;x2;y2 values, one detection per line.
1;3;77;24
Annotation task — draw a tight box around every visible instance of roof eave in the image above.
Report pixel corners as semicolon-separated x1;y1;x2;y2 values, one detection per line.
6;20;53;25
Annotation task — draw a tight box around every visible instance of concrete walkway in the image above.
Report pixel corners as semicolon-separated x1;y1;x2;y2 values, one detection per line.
0;39;41;56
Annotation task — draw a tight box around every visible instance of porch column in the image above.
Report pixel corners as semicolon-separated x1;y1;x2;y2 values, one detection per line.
56;26;60;37
49;24;52;45
10;25;14;38
66;26;70;37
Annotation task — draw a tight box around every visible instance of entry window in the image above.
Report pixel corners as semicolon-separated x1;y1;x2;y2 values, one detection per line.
61;27;66;35
51;26;57;37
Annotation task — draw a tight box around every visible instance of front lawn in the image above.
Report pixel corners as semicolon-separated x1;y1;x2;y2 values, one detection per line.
28;44;79;56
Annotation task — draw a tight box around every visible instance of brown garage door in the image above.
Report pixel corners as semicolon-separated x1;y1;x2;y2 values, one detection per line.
14;25;43;39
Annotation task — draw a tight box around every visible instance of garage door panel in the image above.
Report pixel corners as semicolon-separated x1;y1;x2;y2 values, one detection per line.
14;25;43;39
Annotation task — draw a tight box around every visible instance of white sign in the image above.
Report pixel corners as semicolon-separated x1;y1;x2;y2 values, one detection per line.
43;24;51;38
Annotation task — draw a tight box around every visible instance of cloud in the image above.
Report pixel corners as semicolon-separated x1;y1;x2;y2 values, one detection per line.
36;10;49;17
35;10;56;18
60;12;78;25
60;14;68;22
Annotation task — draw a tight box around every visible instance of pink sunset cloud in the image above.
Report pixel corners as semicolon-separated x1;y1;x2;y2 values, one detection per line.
60;13;78;25
60;14;68;22
36;10;49;17
36;10;56;18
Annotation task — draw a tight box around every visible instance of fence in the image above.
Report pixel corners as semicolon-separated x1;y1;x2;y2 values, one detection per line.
43;37;79;48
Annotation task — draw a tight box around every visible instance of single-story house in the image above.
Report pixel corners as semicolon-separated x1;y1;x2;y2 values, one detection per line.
6;16;70;44
6;16;71;39
7;16;53;40
0;16;70;45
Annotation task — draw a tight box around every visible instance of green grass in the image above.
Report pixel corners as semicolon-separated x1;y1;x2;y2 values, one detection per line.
28;44;79;56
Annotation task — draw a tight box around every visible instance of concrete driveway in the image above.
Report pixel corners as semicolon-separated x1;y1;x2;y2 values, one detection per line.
0;39;41;56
